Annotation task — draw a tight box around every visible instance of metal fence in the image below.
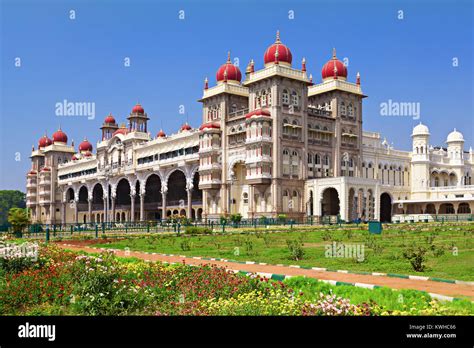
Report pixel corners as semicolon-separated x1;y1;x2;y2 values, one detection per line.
3;213;473;241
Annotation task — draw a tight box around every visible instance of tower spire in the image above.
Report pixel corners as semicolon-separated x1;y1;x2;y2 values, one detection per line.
332;47;337;59
275;30;281;43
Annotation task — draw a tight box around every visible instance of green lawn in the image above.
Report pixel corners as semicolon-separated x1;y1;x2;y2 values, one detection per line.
94;222;474;281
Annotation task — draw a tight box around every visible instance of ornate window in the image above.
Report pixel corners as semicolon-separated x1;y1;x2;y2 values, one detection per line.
324;155;330;166
348;103;354;117
315;154;321;165
261;90;267;107
282;119;289;135
282;89;289;105
340;102;346;116
291;91;299;106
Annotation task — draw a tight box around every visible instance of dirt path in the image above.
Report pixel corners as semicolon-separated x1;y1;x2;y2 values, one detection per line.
56;241;474;300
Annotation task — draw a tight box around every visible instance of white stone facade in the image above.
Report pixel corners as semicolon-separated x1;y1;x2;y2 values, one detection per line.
25;32;474;224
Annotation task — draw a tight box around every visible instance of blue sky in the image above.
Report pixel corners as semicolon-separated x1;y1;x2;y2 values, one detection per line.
1;0;472;190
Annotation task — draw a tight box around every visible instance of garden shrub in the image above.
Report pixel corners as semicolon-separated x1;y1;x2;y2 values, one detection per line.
403;245;427;272
286;239;305;261
180;238;192;251
185;226;211;235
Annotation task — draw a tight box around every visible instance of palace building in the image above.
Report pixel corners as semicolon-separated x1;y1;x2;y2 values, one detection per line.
25;31;474;225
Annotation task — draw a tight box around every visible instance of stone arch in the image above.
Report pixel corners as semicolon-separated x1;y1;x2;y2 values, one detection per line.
439;203;455;214
65;187;75;203
425;203;436;214
92;183;104;204
116;178;131;206
167;170;187;207
380;192;392;222
458;202;471;214
144;174;162;203
320;187;340;216
78;186;88;203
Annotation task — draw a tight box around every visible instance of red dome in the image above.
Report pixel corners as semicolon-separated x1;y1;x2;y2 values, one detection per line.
180;122;192;131
321;48;348;80
84;151;92;157
41;167;51;172
72;155;78;161
113;127;129;137
38;135;53;148
132;103;144;114
157;129;166;138
52;128;68;144
104;113;116;124
199;122;221;131
216;52;242;83
264;31;292;66
27;170;37;175
245;109;271;119
79;139;93;152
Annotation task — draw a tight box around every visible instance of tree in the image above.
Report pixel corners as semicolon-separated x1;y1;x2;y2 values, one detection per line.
8;208;30;233
0;190;26;225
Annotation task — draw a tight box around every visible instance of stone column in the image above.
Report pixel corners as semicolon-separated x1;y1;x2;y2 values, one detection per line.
374;184;381;221
111;197;116;222
261;192;266;213
103;197;107;223
186;188;192;219
61;201;66;225
88;198;92;223
248;185;254;218
161;190;167;221
365;193;371;221
74;199;79;224
130;194;135;222
140;193;145;221
202;190;208;217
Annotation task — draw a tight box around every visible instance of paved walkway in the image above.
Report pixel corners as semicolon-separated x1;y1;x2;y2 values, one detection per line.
56;242;474;300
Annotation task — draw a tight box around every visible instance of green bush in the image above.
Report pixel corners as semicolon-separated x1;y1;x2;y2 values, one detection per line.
180;238;192;251
286;239;305;261
230;214;242;224
185;226;211;235
403;245;427;272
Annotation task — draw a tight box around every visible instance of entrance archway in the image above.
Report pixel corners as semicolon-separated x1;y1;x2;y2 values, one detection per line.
167;170;187;216
380;192;392;222
78;186;88;222
439;203;455;214
144;174;162;220
116;179;131;222
321;188;340;216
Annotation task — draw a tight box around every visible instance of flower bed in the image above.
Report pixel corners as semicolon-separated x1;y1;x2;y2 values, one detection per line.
0;243;470;316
